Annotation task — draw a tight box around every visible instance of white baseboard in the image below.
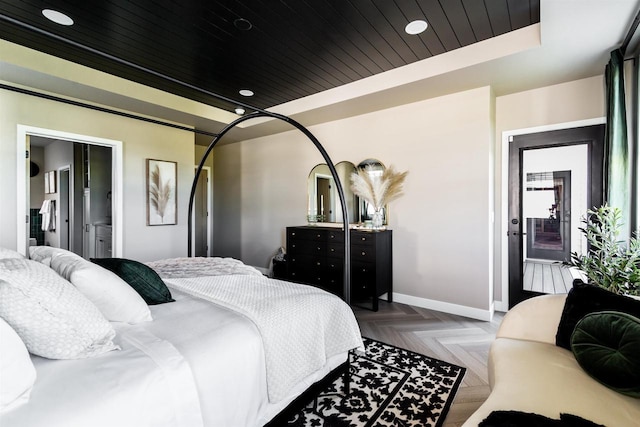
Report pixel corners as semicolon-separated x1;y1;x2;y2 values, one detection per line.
493;300;509;313
391;292;494;321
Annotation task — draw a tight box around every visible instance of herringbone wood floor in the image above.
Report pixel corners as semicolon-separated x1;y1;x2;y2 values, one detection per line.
352;300;504;427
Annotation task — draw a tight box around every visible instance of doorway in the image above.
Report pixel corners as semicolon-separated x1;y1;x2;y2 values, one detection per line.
17;125;123;257
193;166;212;257
507;124;605;308
58;167;71;250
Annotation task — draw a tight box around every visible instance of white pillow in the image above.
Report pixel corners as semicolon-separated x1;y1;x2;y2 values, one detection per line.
50;254;152;324
0;247;25;260
0;317;36;412
0;258;119;359
28;246;75;266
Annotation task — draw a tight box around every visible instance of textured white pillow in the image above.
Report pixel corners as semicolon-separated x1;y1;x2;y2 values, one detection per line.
0;259;119;359
0;247;25;260
28;246;75;266
50;254;152;324
0;317;36;412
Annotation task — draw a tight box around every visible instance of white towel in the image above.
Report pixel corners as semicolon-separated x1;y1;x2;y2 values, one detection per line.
39;200;56;231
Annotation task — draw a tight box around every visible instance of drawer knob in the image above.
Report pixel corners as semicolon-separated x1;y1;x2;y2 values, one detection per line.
317;247;321;251
317;234;321;238
292;244;296;248
330;248;335;252
361;268;367;272
292;272;296;276
292;232;296;236
330;235;335;239
361;251;366;256
361;237;366;241
316;262;321;266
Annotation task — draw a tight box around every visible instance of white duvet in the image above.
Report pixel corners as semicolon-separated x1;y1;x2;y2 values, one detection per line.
3;259;363;427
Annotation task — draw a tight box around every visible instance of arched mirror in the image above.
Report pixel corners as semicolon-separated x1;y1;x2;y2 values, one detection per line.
307;161;358;223
357;159;388;225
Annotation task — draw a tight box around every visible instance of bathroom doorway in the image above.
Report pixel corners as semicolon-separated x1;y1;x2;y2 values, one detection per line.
17;125;122;258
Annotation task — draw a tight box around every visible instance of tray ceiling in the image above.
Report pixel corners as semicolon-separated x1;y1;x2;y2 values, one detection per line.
0;0;539;115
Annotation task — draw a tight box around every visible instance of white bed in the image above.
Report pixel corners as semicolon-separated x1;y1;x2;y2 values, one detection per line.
0;250;363;427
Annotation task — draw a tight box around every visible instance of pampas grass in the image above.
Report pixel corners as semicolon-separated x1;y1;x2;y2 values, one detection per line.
350;165;408;209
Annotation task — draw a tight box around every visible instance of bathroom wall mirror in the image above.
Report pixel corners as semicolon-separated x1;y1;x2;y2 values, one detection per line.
357;158;388;225
307;161;358;223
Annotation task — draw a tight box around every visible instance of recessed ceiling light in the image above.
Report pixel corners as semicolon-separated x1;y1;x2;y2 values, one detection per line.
42;9;74;26
234;18;252;31
239;89;254;97
235;107;246;115
405;20;428;35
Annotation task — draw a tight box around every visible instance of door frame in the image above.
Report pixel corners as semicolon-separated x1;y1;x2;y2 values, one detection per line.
57;165;72;250
498;118;605;312
191;165;212;257
16;125;123;257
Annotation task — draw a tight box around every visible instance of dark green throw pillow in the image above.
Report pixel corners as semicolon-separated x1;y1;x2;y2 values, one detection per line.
571;311;640;397
556;282;640;349
90;258;174;305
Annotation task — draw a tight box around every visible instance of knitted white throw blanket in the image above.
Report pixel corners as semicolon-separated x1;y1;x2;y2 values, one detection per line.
152;262;363;403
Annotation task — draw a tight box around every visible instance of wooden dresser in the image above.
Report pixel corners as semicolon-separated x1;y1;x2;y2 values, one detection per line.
285;226;392;311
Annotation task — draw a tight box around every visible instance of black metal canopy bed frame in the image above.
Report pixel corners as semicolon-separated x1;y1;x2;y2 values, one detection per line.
1;15;360;427
187;110;352;304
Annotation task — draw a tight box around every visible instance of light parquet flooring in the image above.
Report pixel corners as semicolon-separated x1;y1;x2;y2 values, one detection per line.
352;300;504;427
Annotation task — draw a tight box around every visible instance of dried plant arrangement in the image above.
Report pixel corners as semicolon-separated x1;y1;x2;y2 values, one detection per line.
350;165;408;211
149;164;173;222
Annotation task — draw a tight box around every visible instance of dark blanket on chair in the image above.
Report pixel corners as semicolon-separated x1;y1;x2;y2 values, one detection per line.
479;411;605;427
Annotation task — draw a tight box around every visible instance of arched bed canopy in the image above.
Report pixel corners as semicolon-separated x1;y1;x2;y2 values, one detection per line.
188;111;352;304
0;15;352;303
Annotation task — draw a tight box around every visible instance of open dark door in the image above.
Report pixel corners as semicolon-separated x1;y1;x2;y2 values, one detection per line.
508;125;604;308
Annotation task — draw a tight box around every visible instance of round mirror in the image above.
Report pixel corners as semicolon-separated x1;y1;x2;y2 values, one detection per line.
307;162;358;224
356;159;387;225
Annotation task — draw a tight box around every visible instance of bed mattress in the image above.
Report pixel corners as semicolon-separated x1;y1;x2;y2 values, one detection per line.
2;288;349;427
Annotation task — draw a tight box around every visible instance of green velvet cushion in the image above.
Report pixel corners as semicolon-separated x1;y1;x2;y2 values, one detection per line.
570;311;640;397
90;258;174;305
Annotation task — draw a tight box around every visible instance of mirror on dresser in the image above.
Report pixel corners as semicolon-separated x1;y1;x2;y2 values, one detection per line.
307;161;358;223
307;159;388;226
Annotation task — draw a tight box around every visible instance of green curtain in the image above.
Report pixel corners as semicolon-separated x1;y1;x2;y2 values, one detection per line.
604;48;630;236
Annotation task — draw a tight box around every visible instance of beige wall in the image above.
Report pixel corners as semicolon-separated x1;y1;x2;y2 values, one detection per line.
214;87;496;317
493;75;606;304
0;87;195;262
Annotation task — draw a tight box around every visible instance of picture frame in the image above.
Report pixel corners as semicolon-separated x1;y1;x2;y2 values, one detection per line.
44;171;50;194
146;159;177;226
48;170;56;194
44;171;56;194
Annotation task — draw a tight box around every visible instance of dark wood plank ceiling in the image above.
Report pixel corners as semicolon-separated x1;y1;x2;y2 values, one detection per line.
0;0;539;114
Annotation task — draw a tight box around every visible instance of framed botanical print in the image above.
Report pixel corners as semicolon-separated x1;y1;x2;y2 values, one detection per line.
146;159;177;226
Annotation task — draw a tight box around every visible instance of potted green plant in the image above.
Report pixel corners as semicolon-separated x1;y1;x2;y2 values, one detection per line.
568;204;640;296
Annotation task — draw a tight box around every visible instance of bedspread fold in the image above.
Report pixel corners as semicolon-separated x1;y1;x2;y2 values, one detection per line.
163;274;364;403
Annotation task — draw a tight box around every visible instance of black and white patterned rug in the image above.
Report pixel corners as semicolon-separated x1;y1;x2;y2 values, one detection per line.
273;337;466;427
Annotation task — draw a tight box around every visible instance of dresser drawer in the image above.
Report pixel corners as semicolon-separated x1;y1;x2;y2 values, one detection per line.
327;229;345;242
287;239;325;255
287;227;326;242
351;231;376;245
288;254;324;281
327;242;344;257
352;262;375;298
351;245;376;262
